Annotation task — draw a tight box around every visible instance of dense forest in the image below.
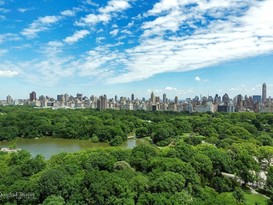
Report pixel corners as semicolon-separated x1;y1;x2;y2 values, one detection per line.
1;106;273;204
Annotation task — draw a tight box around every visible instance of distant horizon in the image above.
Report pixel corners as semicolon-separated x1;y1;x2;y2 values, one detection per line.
1;0;273;99
2;82;271;101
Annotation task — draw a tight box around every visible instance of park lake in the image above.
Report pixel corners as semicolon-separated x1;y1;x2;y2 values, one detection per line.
0;137;145;159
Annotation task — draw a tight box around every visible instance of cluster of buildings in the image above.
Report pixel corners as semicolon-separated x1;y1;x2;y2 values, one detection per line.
1;83;273;113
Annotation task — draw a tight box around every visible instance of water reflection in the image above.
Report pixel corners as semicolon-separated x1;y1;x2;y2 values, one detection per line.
0;137;144;159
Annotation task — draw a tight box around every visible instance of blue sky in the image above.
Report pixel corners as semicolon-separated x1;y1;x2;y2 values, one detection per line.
0;0;273;100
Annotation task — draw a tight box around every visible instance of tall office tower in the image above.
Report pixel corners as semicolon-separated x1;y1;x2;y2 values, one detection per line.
236;94;243;108
57;94;64;102
222;93;230;105
57;94;65;105
208;96;213;102
76;93;83;101
97;94;108;110
115;95;118;102
39;95;46;101
120;96;126;104
214;94;221;104
6;95;12;104
131;93;135;102
214;94;218;103
29;91;37;102
64;93;69;104
262;83;267;103
174;96;178;104
163;93;167;104
151;92;155;104
90;95;96;102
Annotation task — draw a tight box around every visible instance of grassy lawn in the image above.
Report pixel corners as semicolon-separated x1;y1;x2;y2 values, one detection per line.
244;190;268;205
226;189;268;205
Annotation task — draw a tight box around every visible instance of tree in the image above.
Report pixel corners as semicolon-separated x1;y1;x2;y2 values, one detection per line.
152;126;172;146
225;126;252;140
196;144;233;175
42;195;65;205
130;175;149;204
136;127;149;138
173;142;196;162
109;135;124;146
82;171;134;205
230;143;260;186
38;169;67;201
83;151;116;171
259;146;273;170
130;145;158;172
232;187;245;204
266;166;273;193
150;171;185;193
190;153;213;183
257;134;273;146
20;155;46;177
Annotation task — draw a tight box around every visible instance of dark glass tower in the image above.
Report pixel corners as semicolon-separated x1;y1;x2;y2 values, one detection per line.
262;83;267;103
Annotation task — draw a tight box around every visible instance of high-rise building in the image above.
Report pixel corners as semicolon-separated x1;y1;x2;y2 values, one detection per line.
115;95;118;102
97;94;108;111
76;93;83;101
253;95;262;103
222;93;230;105
131;93;135;102
214;94;221;104
262;83;267;103
151;92;155;104
29;91;37;102
174;96;178;104
163;93;167;104
6;95;12;104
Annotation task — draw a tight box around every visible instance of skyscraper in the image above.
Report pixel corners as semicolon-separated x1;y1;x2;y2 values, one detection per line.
163;93;166;104
97;95;108;111
262;83;267;103
131;93;134;102
151;92;155;104
6;95;12;104
222;93;230;105
174;96;178;104
29;91;36;102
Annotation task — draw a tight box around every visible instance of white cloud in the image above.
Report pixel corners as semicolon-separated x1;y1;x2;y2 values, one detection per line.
0;33;20;44
96;36;106;43
18;8;27;13
0;15;6;20
110;29;119;36
0;49;7;56
146;0;180;16
61;10;75;17
77;0;131;26
104;0;273;84
18;8;34;13
21;15;60;38
165;87;177;91
39;16;59;24
99;0;130;13
0;70;19;77
84;0;99;7
64;30;90;44
195;76;201;81
0;8;10;13
17;41;75;86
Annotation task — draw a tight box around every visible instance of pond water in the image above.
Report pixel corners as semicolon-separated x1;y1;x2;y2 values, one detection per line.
0;137;144;160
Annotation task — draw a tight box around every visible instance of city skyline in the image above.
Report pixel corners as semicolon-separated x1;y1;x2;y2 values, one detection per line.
2;82;271;102
0;0;273;98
